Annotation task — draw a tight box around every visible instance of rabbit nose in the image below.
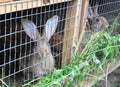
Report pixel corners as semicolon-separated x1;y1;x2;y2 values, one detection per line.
40;51;45;57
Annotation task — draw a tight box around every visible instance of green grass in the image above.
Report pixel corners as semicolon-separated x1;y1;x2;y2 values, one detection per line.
22;13;120;87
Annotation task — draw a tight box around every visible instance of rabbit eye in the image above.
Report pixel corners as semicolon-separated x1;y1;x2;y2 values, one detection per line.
96;18;100;22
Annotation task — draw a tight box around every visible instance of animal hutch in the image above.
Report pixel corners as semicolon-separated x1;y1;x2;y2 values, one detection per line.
0;0;83;86
0;0;120;87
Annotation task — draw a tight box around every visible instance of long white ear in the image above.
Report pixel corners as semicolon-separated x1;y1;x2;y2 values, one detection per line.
44;15;59;41
21;19;39;40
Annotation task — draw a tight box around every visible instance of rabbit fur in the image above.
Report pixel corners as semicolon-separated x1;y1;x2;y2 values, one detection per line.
87;4;109;32
51;34;63;52
20;15;59;77
81;3;110;50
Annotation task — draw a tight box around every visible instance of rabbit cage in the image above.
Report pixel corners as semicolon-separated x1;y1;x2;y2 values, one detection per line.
0;0;120;86
0;0;83;86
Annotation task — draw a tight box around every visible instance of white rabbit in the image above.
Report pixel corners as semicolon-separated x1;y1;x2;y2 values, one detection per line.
20;15;59;78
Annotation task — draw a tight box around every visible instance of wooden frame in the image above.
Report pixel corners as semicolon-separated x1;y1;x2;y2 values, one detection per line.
0;0;72;14
62;0;89;64
62;0;82;64
1;0;119;86
0;0;12;3
78;0;89;52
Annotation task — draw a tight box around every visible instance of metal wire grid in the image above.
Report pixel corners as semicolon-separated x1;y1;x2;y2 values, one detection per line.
88;0;120;27
80;0;120;86
0;0;80;86
2;0;120;86
87;0;120;78
83;0;120;44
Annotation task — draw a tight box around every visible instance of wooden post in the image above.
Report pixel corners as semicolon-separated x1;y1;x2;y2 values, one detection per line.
62;0;82;64
75;0;89;53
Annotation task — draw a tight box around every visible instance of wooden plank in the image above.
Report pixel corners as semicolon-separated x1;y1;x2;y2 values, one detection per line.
72;0;82;52
75;0;89;53
0;0;72;15
80;59;120;87
62;2;71;64
0;0;12;3
62;0;82;64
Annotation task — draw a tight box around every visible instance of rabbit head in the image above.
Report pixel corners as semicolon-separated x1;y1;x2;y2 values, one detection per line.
21;15;59;58
88;5;109;32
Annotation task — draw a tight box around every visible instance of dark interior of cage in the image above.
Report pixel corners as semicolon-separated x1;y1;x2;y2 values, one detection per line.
88;0;120;34
0;2;67;85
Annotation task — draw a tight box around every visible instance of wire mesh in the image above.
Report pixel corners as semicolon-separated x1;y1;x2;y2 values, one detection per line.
82;0;120;48
80;0;120;86
0;0;80;86
0;0;119;86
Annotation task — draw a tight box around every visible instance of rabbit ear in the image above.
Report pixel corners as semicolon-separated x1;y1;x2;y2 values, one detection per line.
88;7;94;19
93;2;99;15
21;19;39;40
44;15;59;41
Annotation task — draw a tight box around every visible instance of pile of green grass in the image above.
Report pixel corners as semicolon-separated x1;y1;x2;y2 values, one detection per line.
23;14;120;87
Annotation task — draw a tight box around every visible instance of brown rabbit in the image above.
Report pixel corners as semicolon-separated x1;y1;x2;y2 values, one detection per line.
20;15;59;77
81;4;110;50
87;4;109;32
50;34;63;52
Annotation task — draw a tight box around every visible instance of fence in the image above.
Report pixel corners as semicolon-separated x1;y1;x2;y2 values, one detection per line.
0;0;83;86
0;0;120;87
